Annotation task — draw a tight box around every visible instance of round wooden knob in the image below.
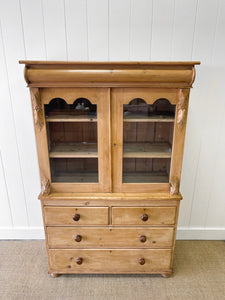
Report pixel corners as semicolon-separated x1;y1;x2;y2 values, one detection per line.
139;258;145;265
139;235;147;243
141;213;148;222
75;234;82;242
73;213;80;221
76;257;83;265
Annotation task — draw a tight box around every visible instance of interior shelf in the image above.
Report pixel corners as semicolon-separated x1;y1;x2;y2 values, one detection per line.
123;114;174;122
52;172;98;183
49;143;98;158
123;172;169;183
123;142;172;158
46;114;97;122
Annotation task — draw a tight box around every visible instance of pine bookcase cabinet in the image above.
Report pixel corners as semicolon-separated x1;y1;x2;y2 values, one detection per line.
20;61;200;277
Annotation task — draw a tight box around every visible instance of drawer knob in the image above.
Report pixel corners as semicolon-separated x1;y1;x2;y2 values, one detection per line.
139;258;145;265
76;257;83;265
139;235;147;243
141;213;148;222
73;213;80;222
75;234;82;242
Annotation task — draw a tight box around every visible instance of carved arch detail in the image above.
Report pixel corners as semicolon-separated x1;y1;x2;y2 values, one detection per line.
41;176;51;196
170;177;180;195
177;89;189;130
30;88;44;131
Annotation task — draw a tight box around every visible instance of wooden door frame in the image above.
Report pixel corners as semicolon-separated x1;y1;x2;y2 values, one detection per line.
111;87;187;193
31;87;111;193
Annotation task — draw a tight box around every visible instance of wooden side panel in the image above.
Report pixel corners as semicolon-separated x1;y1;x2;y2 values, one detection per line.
47;227;174;249
30;87;51;195
49;249;172;273
169;89;190;191
112;207;176;225
44;206;109;225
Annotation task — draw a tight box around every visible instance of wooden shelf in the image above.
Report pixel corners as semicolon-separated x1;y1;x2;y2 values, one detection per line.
49;143;98;158
52;172;98;183
123;143;172;158
123;114;174;122
46;115;97;122
123;172;169;183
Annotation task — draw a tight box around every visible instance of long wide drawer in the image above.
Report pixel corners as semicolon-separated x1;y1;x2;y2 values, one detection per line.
47;227;175;248
44;206;109;225
49;249;172;273
112;207;176;225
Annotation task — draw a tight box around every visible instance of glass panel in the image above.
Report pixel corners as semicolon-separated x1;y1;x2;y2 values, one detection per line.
123;99;175;183
45;98;98;183
50;158;98;183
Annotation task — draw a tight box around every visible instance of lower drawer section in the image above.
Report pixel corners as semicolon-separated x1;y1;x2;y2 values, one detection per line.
47;227;174;249
49;249;172;273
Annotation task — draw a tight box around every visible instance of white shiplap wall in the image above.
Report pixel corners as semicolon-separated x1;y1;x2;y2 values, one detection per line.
0;0;225;239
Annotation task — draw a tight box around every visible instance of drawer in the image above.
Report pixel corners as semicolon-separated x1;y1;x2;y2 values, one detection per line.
47;227;174;249
112;207;176;225
49;249;172;273
44;206;109;225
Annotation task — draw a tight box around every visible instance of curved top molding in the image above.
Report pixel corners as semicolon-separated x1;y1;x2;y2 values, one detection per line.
19;61;200;88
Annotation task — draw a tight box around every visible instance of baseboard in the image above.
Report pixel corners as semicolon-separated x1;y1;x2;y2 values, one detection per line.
0;227;225;240
176;227;225;240
0;227;45;239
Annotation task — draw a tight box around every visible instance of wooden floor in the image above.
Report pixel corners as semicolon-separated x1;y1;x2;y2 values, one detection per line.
0;241;224;300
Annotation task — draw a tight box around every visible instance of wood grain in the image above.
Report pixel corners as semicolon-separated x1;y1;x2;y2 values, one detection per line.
44;206;109;225
47;226;174;248
112;207;176;225
49;249;172;273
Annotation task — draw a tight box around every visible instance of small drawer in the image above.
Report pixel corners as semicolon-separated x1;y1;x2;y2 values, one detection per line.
44;206;109;225
112;207;176;225
47;227;175;249
49;249;172;273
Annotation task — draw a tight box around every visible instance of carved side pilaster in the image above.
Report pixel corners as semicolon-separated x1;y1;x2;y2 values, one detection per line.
170;177;180;195
30;87;44;131
41;177;51;196
177;89;189;130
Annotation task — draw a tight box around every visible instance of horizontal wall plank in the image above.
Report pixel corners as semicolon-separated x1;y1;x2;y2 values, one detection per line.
109;0;130;60
0;12;28;227
150;0;174;60
87;0;108;60
20;0;46;60
42;0;67;60
0;153;12;227
0;0;42;227
65;0;88;60
130;0;152;60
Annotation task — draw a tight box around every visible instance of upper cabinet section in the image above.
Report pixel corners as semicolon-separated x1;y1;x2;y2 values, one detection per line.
19;61;200;88
20;61;199;195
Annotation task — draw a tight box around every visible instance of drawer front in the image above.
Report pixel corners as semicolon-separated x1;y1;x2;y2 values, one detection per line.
49;249;172;273
112;207;176;225
47;227;174;249
44;206;109;225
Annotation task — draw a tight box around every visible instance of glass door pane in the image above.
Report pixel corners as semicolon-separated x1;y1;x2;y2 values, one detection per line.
45;98;98;183
123;98;175;183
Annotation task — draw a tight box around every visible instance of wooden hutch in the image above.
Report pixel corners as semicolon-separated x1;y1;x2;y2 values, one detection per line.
20;61;199;277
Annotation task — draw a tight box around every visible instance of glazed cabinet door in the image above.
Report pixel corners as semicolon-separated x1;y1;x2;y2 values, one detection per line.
111;88;189;193
31;87;111;193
